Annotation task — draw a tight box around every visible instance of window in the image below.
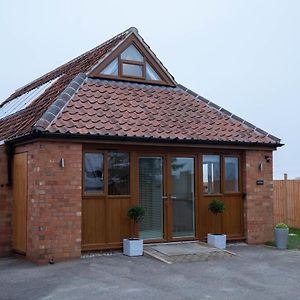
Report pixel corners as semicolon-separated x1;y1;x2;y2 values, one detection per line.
98;43;162;82
224;157;239;192
84;151;130;195
100;58;118;76
202;155;220;194
108;152;130;195
84;153;104;193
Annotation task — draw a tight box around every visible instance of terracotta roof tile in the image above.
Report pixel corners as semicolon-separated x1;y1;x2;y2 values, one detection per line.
47;79;280;145
0;28;131;141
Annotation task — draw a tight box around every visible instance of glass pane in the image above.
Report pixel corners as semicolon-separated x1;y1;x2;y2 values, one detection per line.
122;63;143;77
225;157;239;192
108;152;130;195
84;153;104;193
121;44;144;62
171;157;195;238
146;62;161;81
203;155;220;194
100;58;118;76
139;157;164;240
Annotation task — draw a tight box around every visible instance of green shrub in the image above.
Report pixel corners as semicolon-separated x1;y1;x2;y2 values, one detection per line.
208;198;225;215
128;205;145;223
275;223;289;229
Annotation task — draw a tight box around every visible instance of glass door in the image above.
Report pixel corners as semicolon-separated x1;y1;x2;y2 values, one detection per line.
139;157;164;240
170;157;195;238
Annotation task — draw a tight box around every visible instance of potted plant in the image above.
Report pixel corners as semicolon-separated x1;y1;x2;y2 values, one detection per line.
207;198;226;249
123;205;145;256
275;223;289;249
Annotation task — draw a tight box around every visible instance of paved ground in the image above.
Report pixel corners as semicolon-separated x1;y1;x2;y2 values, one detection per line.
0;245;299;300
144;241;231;263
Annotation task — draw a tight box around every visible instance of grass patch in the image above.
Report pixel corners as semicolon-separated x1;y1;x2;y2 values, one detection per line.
266;227;300;249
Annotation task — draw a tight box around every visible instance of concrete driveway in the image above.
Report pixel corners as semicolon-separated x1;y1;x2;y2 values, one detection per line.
0;245;299;300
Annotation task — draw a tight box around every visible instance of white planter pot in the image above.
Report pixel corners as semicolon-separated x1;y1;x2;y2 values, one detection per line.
123;239;143;256
207;234;226;249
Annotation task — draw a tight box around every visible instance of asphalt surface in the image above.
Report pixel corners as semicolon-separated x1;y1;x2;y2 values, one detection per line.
0;245;299;300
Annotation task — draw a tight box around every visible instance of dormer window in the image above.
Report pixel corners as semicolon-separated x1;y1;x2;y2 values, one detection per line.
90;34;176;87
99;43;162;82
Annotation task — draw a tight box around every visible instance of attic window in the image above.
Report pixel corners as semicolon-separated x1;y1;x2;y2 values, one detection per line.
98;43;162;82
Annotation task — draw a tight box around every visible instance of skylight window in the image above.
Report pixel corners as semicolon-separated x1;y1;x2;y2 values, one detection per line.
0;76;61;120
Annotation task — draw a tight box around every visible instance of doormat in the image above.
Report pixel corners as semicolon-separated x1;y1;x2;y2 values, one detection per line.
144;242;234;264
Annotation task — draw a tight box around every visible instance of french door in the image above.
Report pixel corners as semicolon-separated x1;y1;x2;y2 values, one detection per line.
139;154;196;241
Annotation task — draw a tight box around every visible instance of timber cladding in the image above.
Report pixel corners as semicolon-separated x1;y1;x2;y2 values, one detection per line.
273;178;300;228
0;145;12;256
12;152;27;253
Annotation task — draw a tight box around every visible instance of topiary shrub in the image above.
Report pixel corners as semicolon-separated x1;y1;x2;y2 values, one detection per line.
128;205;145;224
275;223;288;229
208;198;225;215
208;198;225;234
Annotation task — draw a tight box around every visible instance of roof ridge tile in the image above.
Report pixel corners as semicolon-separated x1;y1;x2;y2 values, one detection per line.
34;73;87;131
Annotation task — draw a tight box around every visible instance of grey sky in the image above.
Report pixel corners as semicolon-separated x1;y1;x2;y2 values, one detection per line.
1;0;299;179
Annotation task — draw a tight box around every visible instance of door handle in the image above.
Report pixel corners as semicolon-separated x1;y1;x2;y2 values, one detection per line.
162;196;168;199
170;196;177;199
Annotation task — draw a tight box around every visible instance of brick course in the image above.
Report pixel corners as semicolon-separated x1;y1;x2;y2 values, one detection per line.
243;150;274;244
16;141;82;264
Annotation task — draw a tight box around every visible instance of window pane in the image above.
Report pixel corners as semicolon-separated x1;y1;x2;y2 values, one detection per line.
203;155;220;194
108;152;130;195
225;157;239;192
171;157;195;238
146;62;161;81
100;58;118;76
121;44;143;62
122;63;143;77
84;153;104;193
139;157;164;240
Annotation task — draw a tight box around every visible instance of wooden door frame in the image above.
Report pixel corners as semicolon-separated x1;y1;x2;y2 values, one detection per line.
137;153;168;243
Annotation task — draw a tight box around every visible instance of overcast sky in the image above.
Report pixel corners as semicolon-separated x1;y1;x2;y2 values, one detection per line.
1;0;299;179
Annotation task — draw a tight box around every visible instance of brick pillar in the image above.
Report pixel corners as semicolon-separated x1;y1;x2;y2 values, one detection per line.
0;145;12;256
24;141;82;264
243;150;274;244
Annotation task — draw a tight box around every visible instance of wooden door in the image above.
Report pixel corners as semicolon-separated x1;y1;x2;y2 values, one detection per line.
199;153;244;240
138;154;197;242
12;153;28;253
167;155;196;241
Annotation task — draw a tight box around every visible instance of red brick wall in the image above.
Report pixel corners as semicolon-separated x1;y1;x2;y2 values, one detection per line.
15;141;82;264
243;150;274;244
0;145;12;256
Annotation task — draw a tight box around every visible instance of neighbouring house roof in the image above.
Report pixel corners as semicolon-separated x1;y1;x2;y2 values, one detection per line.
1;27;281;147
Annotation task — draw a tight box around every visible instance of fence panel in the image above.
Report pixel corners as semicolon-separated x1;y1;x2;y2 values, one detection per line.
273;179;300;228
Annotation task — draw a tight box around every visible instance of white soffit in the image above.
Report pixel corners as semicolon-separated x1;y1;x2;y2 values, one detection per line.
0;76;62;121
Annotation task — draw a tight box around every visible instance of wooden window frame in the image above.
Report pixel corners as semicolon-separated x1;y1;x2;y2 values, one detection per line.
202;153;242;197
82;150;131;198
222;155;241;195
89;34;176;87
83;150;106;197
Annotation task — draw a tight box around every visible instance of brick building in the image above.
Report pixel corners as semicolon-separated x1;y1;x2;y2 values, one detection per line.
0;27;282;264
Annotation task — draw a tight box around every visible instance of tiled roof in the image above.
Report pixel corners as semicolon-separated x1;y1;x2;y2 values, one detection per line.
0;27;131;141
0;27;281;146
46;78;280;145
